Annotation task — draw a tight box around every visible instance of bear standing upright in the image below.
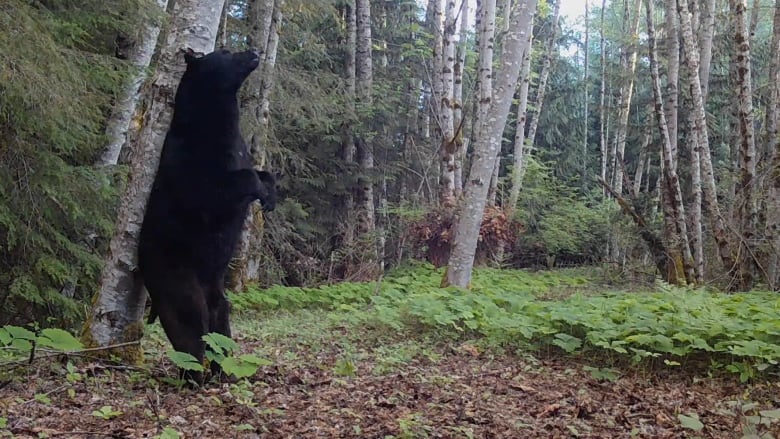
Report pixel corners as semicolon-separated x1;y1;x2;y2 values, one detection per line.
138;48;276;384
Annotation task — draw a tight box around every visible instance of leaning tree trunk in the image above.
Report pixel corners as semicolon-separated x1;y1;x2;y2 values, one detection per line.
445;0;537;288
646;0;694;284
678;0;737;279
730;0;758;291
98;0;169;166
84;0;226;355
228;0;281;292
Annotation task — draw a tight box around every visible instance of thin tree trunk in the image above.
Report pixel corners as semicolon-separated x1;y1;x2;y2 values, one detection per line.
439;0;458;203
612;0;642;196
647;0;694;283
525;0;560;150
228;0;281;291
427;0;443;143
731;0;758;290
84;0;226;353
453;0;468;196
599;0;608;198
446;0;537;288
633;131;650;197
98;0;169;166
583;0;590;191
506;24;533;215
355;0;376;258
664;0;680;171
767;0;780;289
678;0;737;278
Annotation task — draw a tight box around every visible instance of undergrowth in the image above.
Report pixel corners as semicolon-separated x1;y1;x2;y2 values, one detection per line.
232;263;780;380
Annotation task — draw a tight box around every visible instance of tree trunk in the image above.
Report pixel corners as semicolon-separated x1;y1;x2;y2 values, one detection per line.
525;0;560;150
678;0;737;279
767;0;780;289
582;0;589;191
84;0;226;354
599;0;608;198
445;0;537;288
228;0;281;291
355;0;376;256
664;0;680;171
98;0;169;166
731;0;758;290
506;19;534;215
611;0;642;196
427;0;443;140
453;0;468;197
439;0;458;203
646;0;694;284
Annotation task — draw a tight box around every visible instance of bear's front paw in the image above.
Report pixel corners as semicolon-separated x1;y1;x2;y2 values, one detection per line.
255;170;277;212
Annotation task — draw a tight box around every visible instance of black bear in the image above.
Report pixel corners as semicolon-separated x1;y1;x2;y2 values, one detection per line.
138;48;275;384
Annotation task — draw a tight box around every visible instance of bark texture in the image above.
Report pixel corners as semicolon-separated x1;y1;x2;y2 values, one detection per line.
446;0;537;288
228;0;281;291
731;0;758;290
86;0;226;353
677;0;736;279
98;0;169;166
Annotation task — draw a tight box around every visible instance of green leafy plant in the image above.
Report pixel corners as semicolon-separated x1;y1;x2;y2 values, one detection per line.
91;405;122;420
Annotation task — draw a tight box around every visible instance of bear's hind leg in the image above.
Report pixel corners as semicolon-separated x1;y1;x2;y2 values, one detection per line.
152;275;209;385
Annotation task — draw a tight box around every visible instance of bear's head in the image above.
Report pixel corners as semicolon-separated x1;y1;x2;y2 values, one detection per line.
181;48;261;94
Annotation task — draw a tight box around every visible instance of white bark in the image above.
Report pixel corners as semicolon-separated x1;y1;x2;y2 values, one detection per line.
87;0;226;350
453;0;469;196
647;0;694;282
507;22;533;214
678;0;736;275
664;0;680;171
98;0;169;167
439;0;458;202
599;0;607;197
229;0;281;291
525;0;560;149
446;0;537;287
612;0;642;196
356;0;375;238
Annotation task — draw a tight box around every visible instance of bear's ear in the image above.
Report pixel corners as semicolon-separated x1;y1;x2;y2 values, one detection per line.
181;47;204;65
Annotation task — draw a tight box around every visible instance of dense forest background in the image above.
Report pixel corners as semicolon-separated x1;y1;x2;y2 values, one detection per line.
2;0;780;328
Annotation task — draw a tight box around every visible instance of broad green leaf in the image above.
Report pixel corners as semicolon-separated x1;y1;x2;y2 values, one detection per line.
678;413;704;431
37;328;83;351
166;350;204;372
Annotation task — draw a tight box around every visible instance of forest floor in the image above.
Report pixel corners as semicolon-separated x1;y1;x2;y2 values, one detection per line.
2;270;780;439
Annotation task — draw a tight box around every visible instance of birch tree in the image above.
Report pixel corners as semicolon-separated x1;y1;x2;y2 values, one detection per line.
611;0;641;196
98;0;169;166
506;21;534;214
445;0;537;288
453;0;469;196
355;0;376;255
228;0;281;291
439;0;458;203
677;0;737;278
525;0;560;151
646;0;693;283
84;0;226;354
599;0;607;197
731;0;758;290
767;0;780;289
